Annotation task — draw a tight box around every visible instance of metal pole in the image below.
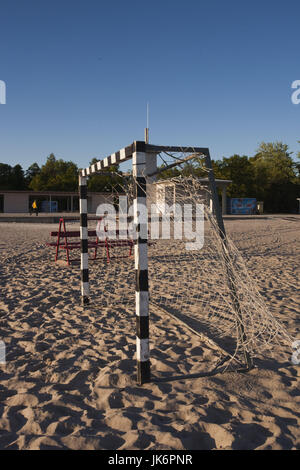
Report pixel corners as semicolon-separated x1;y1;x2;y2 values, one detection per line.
133;150;150;384
79;173;90;305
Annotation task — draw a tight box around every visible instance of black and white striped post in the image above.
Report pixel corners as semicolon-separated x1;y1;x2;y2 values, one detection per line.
133;147;150;384
79;173;90;305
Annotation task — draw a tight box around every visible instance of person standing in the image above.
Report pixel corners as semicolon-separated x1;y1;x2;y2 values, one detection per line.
32;200;38;216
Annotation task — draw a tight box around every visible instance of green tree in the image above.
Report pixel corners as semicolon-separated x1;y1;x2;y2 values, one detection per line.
29;154;78;191
157;165;181;180
252;142;295;184
87;158;123;192
25;163;41;186
11;164;26;189
214;154;254;197
251;142;299;212
0;163;26;189
0;163;13;189
294;141;300;178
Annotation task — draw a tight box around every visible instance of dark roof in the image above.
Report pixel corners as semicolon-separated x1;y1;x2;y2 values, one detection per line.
0;190;110;196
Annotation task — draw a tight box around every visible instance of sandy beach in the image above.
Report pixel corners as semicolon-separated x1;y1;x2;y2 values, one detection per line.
0;215;299;450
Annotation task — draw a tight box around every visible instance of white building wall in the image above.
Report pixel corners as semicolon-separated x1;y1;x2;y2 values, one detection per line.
4;193;29;213
90;193;115;213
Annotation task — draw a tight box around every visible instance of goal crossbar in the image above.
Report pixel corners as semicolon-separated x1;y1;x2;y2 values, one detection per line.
80;141;209;177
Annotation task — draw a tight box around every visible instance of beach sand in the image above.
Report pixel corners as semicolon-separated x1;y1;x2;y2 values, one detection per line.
0;215;299;450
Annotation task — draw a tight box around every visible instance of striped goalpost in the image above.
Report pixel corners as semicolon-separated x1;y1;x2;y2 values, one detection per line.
79;175;90;306
132;150;150;384
78;142;224;385
78;141;274;385
79;141;154;384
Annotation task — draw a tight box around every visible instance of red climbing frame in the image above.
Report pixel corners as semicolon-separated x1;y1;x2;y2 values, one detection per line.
47;217;134;265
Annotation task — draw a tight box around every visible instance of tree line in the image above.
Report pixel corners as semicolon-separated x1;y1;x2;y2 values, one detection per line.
0;142;299;212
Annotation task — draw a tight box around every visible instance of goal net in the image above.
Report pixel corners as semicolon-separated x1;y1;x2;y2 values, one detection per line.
86;148;293;376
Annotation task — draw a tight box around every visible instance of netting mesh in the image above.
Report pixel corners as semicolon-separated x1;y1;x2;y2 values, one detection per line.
87;150;294;369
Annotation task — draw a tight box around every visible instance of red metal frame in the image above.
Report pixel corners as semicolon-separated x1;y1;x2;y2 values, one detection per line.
47;217;134;265
95;220;134;263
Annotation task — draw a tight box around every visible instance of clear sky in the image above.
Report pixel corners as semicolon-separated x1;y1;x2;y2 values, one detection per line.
1;0;300;171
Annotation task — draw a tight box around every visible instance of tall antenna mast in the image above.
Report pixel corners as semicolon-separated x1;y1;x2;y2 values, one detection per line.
145;102;149;144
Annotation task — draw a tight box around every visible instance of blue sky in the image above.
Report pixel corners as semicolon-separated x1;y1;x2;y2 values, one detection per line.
1;0;300;171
